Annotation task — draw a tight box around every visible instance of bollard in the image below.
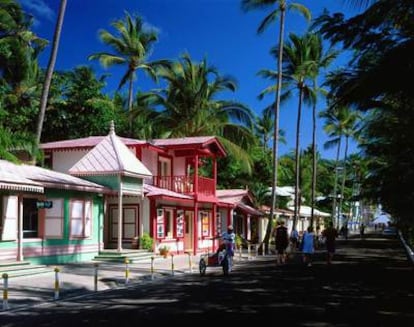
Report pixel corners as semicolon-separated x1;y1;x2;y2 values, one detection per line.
239;246;242;260
124;257;130;285
185;251;193;273
2;273;9;310
171;253;175;276
94;263;99;292
151;256;155;280
54;267;60;300
248;244;251;259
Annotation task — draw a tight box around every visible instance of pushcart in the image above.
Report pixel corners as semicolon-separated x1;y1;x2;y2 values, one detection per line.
199;245;233;276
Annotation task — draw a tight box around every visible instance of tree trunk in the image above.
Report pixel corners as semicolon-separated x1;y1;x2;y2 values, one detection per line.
35;0;67;154
263;6;286;255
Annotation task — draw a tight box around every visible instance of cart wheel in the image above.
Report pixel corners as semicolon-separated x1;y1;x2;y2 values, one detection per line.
222;256;230;276
199;258;207;276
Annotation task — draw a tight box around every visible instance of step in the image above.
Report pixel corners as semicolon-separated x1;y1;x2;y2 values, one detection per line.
93;250;154;263
0;263;53;278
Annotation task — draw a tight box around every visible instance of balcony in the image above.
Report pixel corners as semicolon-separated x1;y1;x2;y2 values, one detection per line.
152;175;215;197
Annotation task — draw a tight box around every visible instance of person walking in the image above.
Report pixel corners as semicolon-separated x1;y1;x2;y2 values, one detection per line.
322;221;339;264
301;226;315;267
290;228;299;252
273;220;289;265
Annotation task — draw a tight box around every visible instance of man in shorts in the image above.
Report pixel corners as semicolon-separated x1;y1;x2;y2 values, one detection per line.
322;221;339;264
274;220;289;265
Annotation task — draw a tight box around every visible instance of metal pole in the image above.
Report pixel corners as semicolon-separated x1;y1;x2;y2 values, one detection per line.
186;251;192;273
2;273;9;310
94;263;99;292
151;256;155;280
54;267;60;300
171;253;175;276
124;258;130;285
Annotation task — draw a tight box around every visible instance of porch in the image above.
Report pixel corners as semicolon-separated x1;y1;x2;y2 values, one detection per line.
152;175;215;196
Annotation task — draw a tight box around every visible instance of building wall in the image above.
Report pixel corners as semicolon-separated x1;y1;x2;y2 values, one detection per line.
0;190;104;265
52;150;88;173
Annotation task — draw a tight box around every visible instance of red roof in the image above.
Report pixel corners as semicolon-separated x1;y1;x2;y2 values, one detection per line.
40;135;226;157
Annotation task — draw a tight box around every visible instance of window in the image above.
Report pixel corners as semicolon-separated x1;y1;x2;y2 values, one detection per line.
44;199;64;239
165;209;174;238
176;210;184;238
156;209;165;239
200;211;210;237
70;199;92;238
1;196;18;241
216;211;222;235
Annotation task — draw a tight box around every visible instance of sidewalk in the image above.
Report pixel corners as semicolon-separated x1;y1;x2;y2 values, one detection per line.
1;250;259;313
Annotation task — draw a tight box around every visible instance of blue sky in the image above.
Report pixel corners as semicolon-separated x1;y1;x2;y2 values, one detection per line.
20;0;361;160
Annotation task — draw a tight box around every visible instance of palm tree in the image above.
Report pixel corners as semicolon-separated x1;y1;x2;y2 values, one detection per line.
88;12;169;135
319;104;359;228
306;33;338;227
241;0;310;253
259;32;317;232
153;52;257;174
35;0;67;150
255;107;274;151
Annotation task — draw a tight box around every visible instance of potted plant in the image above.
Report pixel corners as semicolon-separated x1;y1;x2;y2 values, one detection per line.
158;245;170;258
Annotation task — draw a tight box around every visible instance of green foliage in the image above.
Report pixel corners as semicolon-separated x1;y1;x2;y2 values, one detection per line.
139;232;154;251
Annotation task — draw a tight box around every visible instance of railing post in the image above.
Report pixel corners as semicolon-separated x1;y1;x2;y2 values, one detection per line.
185;251;193;273
171;253;175;276
94;263;99;292
124;258;130;285
54;267;60;300
151;256;155;280
2;273;9;310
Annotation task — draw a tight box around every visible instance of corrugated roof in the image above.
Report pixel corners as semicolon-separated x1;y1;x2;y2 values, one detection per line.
69;122;152;178
0;164;44;193
40;136;145;150
152;136;216;146
144;184;193;200
217;188;262;216
0;160;110;194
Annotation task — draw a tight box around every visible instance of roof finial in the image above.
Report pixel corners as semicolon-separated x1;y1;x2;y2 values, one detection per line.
109;120;115;135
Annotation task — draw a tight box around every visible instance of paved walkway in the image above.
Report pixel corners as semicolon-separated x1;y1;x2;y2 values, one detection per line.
2;229;412;314
1;249;259;312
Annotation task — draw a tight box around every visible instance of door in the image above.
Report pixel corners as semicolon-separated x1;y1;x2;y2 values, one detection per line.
184;210;193;252
109;205;139;247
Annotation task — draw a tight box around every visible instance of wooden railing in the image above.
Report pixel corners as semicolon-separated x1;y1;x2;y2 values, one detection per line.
152;175;215;196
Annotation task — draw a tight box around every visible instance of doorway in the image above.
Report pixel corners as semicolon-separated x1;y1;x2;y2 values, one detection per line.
184;210;193;252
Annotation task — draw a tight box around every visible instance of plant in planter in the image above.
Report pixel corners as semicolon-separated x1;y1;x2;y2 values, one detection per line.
140;232;154;251
158;245;170;258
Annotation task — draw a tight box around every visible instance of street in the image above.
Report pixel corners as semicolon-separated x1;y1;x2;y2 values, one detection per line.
1;233;413;326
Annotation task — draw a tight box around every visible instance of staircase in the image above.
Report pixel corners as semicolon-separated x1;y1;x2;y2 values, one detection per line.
0;260;52;278
92;249;155;264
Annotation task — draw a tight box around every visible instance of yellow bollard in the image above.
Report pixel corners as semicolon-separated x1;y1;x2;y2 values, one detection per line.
54;267;60;300
185;251;193;273
2;273;9;310
151;256;155;280
124;257;130;284
171;253;175;276
94;263;99;292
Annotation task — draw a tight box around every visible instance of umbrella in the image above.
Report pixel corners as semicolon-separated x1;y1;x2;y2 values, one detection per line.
373;214;390;224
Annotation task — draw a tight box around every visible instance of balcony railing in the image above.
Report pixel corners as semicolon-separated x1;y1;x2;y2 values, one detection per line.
152;175;215;196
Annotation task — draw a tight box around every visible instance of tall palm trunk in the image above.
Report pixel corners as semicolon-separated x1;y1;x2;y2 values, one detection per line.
264;4;286;254
293;84;304;231
332;135;342;228
338;135;349;228
35;0;67;152
310;87;317;228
